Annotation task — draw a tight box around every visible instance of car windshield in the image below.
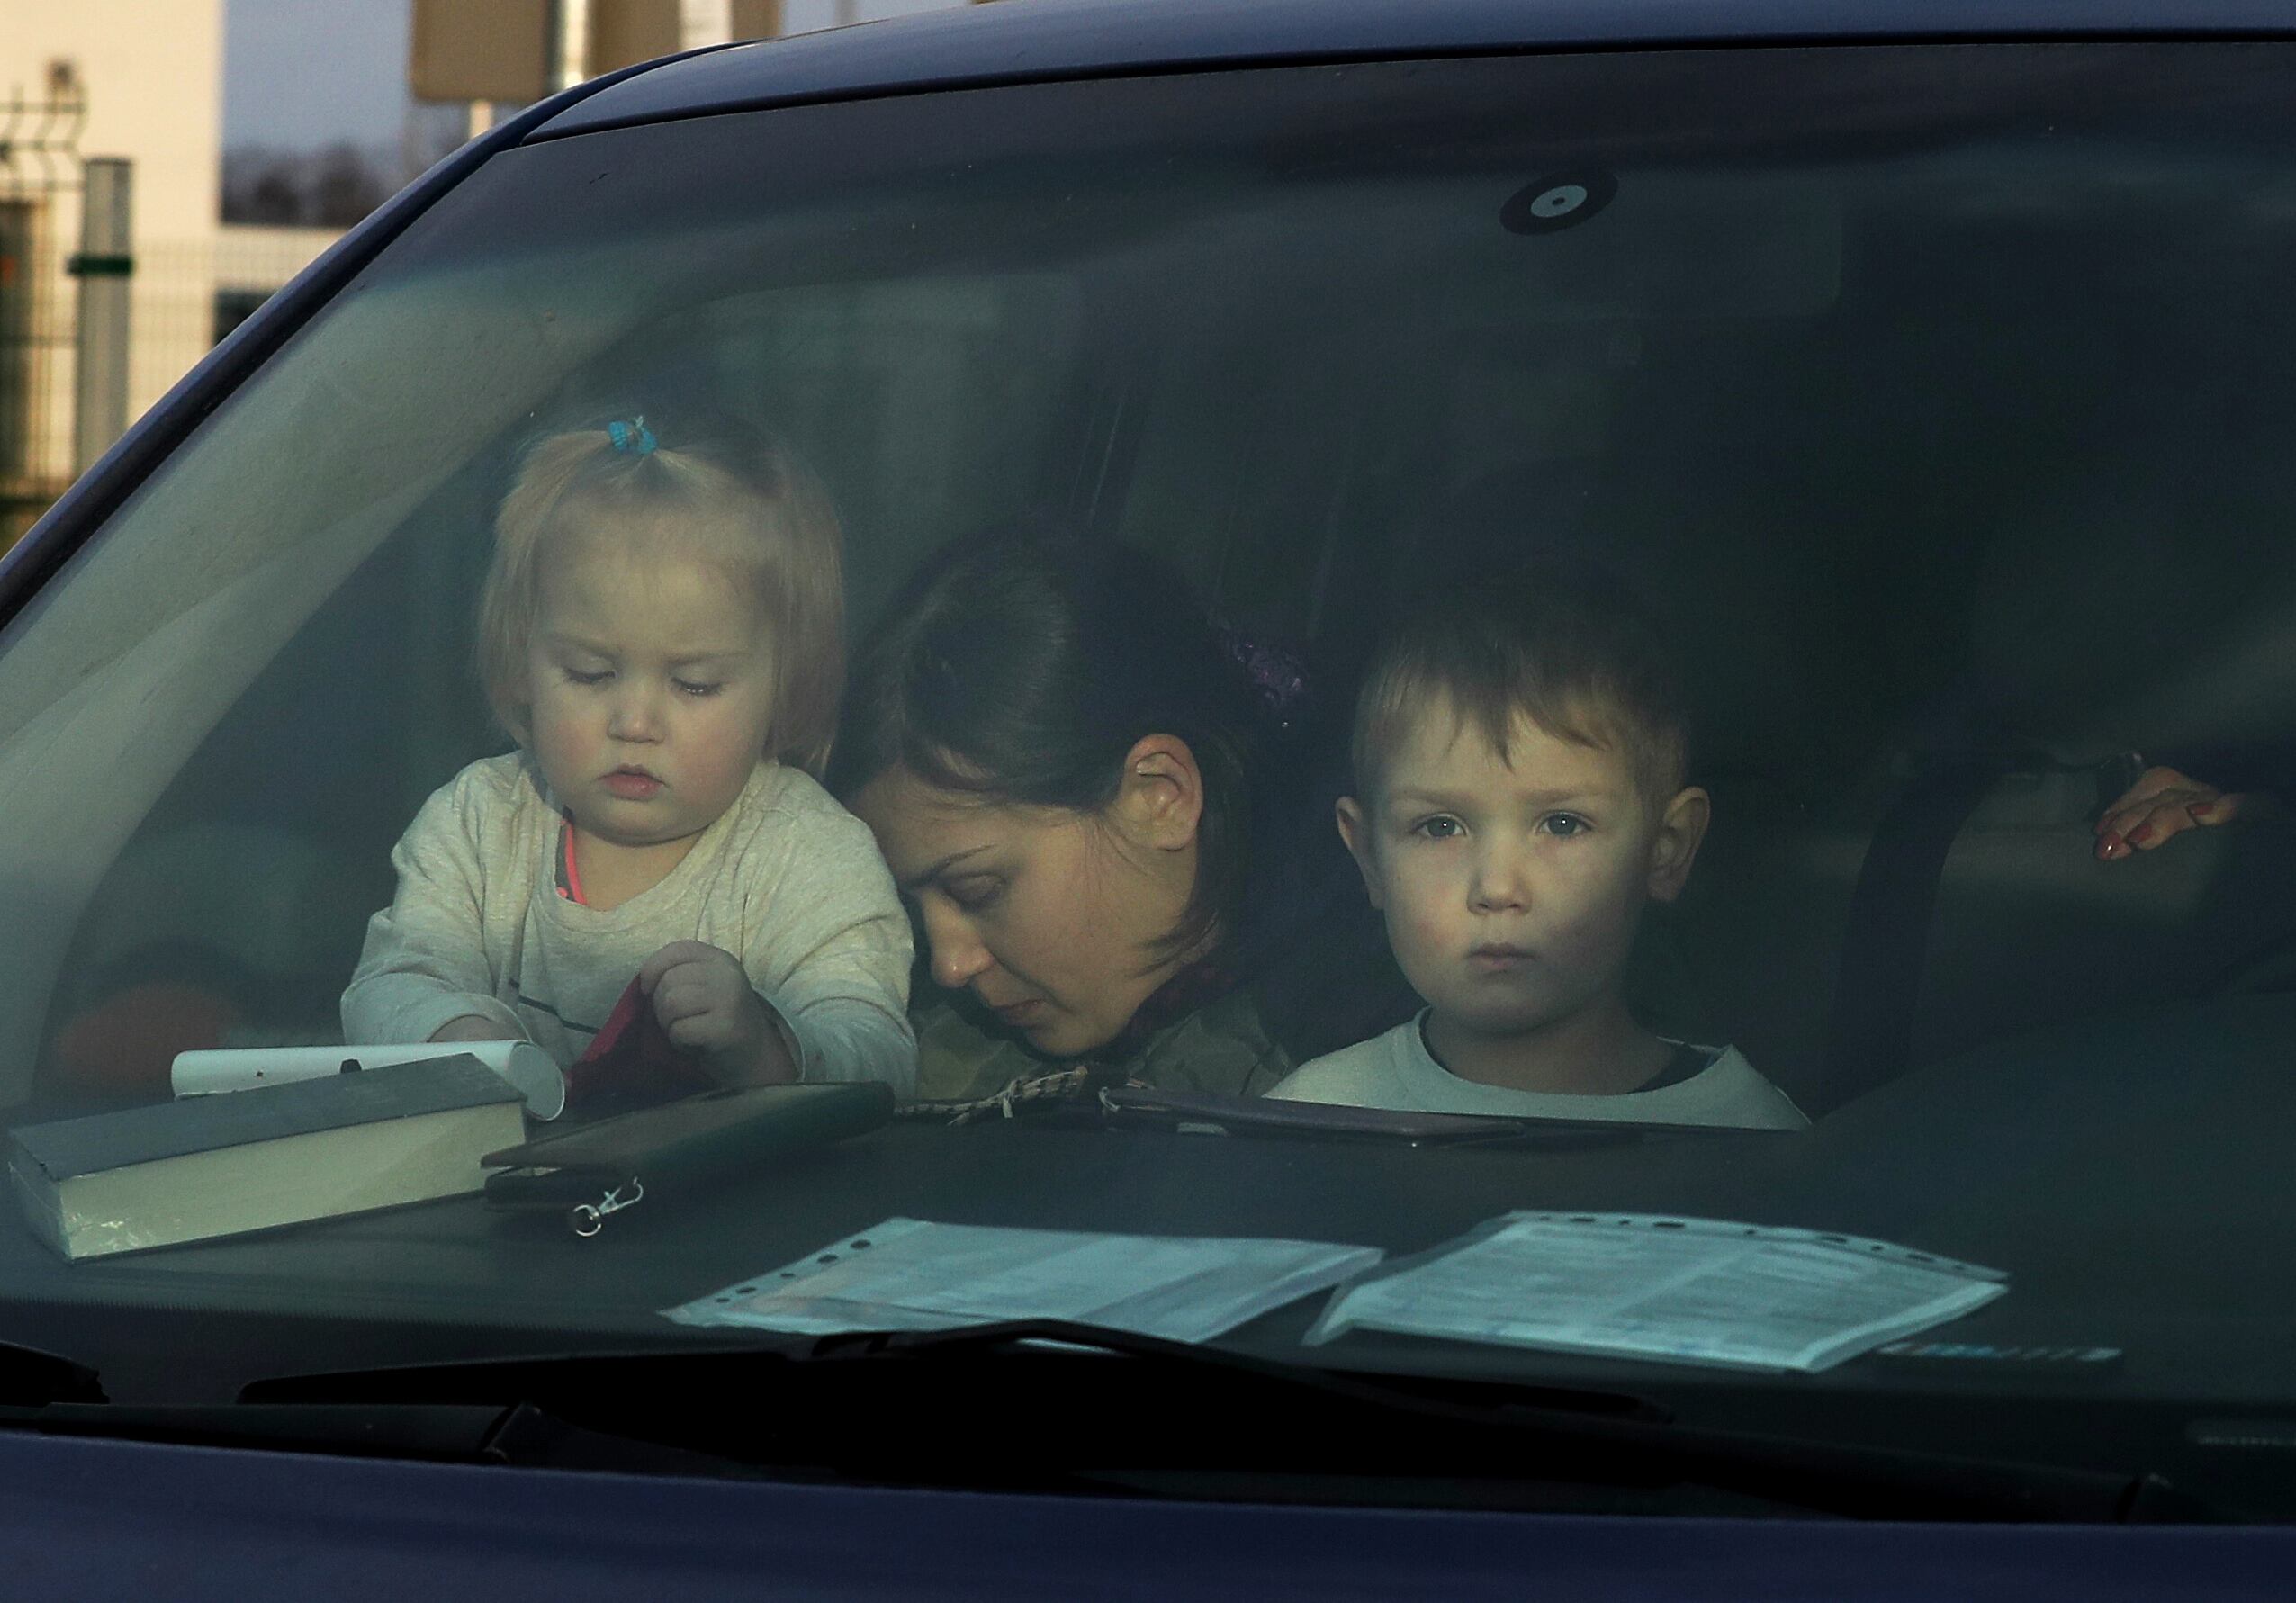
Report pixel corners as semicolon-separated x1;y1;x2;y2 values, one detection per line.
4;38;2296;1511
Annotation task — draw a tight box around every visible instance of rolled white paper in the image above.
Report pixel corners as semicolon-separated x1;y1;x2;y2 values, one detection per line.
170;1040;567;1121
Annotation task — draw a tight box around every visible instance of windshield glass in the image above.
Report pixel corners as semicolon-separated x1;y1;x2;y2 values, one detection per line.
5;39;2296;1510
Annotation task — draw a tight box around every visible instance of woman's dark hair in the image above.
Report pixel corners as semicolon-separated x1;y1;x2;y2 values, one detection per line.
831;528;1283;965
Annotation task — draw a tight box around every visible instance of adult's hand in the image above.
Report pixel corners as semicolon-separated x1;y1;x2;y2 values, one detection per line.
2094;765;2245;860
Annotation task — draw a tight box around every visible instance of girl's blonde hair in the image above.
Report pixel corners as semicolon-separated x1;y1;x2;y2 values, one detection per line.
477;417;845;774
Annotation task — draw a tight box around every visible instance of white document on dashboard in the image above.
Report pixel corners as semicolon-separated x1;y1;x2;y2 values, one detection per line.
662;1216;1384;1345
1302;1212;2007;1373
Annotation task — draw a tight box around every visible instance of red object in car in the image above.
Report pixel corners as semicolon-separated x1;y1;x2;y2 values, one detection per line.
563;977;714;1109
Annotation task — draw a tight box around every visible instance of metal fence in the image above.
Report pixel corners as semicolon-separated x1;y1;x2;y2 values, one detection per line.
0;86;83;548
0;78;338;554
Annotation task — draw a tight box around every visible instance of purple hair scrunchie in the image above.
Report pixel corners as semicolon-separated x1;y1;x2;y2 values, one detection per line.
1220;625;1310;730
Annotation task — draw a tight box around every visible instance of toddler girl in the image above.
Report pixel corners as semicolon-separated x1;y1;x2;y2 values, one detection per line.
342;415;915;1096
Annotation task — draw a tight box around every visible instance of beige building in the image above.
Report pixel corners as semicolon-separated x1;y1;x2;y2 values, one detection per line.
1;1;226;534
0;0;987;543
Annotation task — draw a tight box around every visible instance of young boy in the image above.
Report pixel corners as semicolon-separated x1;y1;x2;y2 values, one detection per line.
1267;574;1805;1128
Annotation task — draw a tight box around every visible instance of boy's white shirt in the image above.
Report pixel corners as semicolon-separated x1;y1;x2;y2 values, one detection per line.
1266;1011;1806;1129
342;752;916;1097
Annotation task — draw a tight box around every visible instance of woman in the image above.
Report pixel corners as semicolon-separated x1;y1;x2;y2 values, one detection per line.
829;529;1397;1113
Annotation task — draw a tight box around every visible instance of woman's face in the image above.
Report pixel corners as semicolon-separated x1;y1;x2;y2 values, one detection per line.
852;758;1202;1058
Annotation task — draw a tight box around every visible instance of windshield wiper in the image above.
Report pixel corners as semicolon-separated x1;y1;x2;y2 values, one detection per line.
235;1319;2206;1522
0;1334;104;1405
0;1399;754;1479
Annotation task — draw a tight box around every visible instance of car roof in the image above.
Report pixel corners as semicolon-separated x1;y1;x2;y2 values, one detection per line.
532;0;2296;140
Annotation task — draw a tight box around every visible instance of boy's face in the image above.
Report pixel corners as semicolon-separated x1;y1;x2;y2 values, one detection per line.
1338;700;1707;1046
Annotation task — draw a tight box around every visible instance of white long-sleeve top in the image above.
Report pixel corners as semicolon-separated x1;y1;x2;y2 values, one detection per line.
342;752;915;1097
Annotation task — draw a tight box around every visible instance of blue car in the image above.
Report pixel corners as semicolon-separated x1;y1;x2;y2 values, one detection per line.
7;0;2296;1594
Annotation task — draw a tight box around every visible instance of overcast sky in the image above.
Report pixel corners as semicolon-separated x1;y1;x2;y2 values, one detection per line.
222;0;962;152
222;0;415;150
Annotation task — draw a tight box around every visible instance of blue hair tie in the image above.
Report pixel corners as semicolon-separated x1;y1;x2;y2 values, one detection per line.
607;417;657;455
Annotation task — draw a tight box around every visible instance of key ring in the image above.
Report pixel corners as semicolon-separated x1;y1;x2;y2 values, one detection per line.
569;1178;644;1238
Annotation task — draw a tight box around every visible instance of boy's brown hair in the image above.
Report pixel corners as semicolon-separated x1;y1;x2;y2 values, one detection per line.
1352;571;1690;808
477;417;845;774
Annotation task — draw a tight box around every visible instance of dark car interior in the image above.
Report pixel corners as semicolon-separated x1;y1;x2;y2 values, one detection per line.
29;44;2296;1140
20;40;2296;1542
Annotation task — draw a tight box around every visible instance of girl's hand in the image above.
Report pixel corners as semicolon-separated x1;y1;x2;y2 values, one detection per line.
2095;766;2246;860
637;940;797;1085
